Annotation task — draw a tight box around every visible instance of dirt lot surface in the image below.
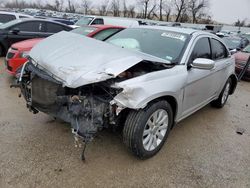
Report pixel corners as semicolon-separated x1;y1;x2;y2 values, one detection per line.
0;58;249;188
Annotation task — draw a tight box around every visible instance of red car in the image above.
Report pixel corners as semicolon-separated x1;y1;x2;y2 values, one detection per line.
5;25;124;75
234;44;250;81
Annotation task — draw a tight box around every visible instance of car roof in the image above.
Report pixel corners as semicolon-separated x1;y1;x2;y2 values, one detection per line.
17;18;72;26
0;18;72;29
80;15;139;24
223;36;242;40
0;11;32;17
134;25;205;35
35;16;73;21
89;25;125;29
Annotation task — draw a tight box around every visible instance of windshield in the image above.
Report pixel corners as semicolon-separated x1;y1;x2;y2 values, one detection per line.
71;26;97;36
223;37;241;49
75;17;94;26
0;19;22;29
242;45;250;53
106;28;189;63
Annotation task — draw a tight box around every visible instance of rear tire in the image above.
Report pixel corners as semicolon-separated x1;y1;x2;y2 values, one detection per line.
211;78;232;108
123;101;173;159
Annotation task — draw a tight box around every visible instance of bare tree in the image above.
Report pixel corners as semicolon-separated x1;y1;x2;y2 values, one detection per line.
147;2;157;19
98;0;109;16
0;0;5;7
137;0;157;19
159;0;172;21
4;0;54;9
137;0;149;18
5;0;28;9
159;0;163;21
200;15;212;24
54;0;64;11
128;5;135;18
110;0;120;17
122;0;128;17
163;2;171;21
82;0;92;15
189;0;209;23
174;0;187;22
65;0;75;13
234;19;246;27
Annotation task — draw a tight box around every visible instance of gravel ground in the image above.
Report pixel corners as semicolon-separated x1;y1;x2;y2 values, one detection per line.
0;58;249;188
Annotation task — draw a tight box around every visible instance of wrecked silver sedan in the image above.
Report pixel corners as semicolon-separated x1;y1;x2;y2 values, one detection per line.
15;27;237;159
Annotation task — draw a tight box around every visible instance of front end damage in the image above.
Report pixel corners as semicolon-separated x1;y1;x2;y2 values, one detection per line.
14;58;173;159
12;31;176;159
15;61;122;151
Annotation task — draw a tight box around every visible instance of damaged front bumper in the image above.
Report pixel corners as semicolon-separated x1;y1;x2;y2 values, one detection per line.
14;61;125;157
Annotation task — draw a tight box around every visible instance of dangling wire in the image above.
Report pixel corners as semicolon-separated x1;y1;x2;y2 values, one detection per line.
81;141;88;161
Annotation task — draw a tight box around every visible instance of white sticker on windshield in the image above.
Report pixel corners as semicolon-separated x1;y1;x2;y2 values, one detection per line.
165;56;173;61
85;29;95;33
161;32;186;41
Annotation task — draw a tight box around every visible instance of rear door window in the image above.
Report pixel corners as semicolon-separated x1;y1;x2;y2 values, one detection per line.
13;21;44;32
210;39;228;60
19;16;30;19
0;14;16;23
46;23;65;33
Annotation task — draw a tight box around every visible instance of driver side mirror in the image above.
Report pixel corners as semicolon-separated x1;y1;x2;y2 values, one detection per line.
10;28;20;34
191;58;215;70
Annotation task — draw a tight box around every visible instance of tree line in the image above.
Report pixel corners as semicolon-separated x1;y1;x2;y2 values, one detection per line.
234;19;250;28
2;0;212;24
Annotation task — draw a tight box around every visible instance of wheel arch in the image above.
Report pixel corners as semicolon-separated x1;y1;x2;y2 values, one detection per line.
143;95;178;128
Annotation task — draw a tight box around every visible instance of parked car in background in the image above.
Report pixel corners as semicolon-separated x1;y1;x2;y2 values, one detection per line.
6;25;124;75
234;44;250;80
204;25;222;33
35;16;75;25
0;18;73;56
16;26;237;159
217;30;240;36
242;33;250;41
0;11;32;24
222;36;249;51
75;16;140;27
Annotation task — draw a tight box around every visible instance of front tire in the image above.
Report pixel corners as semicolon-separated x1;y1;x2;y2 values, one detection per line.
123;101;173;159
211;78;232;108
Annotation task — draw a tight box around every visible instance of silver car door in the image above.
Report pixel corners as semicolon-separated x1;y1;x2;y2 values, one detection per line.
182;37;218;117
209;38;231;94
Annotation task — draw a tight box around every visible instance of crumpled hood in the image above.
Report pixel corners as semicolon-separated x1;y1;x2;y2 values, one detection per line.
29;31;169;88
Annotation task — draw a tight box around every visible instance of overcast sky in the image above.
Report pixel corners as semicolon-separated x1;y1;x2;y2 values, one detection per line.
210;0;250;24
4;0;250;24
85;0;250;24
73;0;250;24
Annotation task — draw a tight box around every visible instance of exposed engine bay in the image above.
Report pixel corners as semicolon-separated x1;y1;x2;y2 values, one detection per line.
13;59;173;160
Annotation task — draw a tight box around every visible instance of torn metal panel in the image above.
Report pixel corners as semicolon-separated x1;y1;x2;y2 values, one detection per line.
29;31;170;88
112;66;187;116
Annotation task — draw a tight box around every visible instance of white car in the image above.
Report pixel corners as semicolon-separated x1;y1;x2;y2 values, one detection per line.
0;11;32;24
16;26;237;159
75;15;140;28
